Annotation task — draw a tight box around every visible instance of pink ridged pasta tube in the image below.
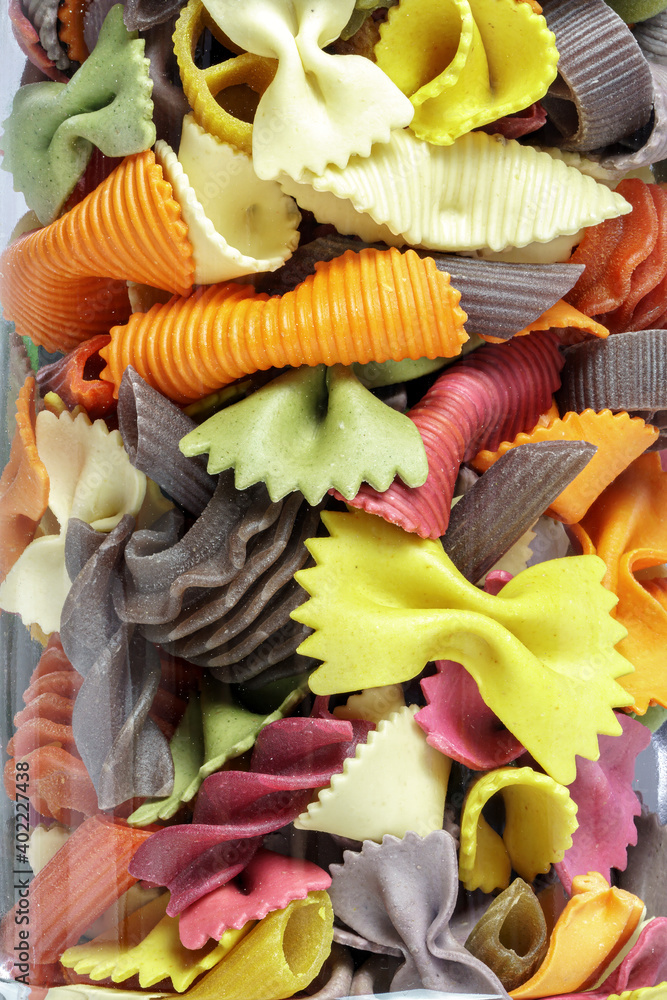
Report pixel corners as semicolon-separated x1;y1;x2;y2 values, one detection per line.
341;333;564;539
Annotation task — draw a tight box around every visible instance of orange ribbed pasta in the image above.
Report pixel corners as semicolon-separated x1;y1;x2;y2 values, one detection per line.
58;0;90;62
100;248;469;403
0;377;49;582
0;150;195;352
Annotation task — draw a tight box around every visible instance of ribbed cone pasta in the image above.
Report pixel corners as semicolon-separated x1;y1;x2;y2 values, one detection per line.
100;248;469;403
0;150;195;352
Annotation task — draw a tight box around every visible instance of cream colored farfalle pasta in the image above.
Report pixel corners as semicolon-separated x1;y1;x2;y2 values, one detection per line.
201;0;414;181
0;410;146;634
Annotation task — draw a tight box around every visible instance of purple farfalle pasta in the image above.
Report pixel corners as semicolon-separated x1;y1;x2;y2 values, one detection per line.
442;440;596;582
118;367;214;516
60;516;174;809
328;831;509;996
266;235;584;341
342;333;564;538
539;0;653;151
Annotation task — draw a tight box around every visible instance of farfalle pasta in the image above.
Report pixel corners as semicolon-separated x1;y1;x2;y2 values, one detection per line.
200;0;414;181
3;2;667;999
0;407;146;634
375;0;558;145
1;5;156;225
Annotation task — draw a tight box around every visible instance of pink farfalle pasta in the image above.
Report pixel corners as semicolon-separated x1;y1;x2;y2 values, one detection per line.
416;659;525;771
178;848;332;949
554;712;650;893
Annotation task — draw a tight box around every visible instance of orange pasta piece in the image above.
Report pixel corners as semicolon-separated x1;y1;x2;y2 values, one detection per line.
472;409;657;524
572;452;667;714
6;717;79;758
58;0;90;62
14;692;75;728
0;377;49;583
3;746;98;823
481;299;610;344
100;247;469;403
0;816;153;970
510;873;644;998
0;151;194;352
566;178;659;318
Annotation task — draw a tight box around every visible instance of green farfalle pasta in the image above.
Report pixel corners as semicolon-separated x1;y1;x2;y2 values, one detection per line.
1;4;155;225
292;509;634;786
128;674;307;826
375;0;558;145
179;364;429;505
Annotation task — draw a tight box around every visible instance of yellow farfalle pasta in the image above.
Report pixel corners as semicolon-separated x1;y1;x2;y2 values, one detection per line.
61;896;252;992
375;0;558;145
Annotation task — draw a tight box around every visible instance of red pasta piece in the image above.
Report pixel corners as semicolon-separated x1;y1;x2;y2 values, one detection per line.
3;746;98;824
129;715;373;915
478;101;547;139
178;848;332;949
566;179;660;320
0;816;153;970
36;335;116;419
341;333;564;539
602;184;667;332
